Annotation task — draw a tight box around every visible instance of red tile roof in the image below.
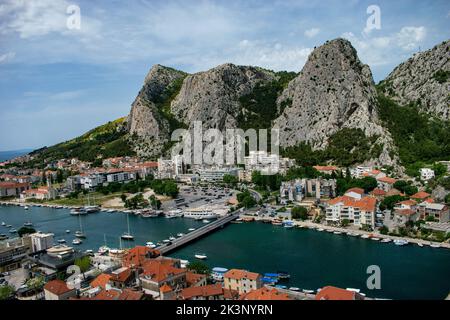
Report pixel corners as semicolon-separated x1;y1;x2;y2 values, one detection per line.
371;188;386;196
377;177;397;184
122;246;160;267
395;209;416;216
315;286;359;300
240;287;291;300
345;187;365;195
92;289;121;300
313;165;338;171
224;269;260;281
160;283;173;293
328;196;377;212
110;267;133;283
186;271;207;286
118;289;144;300
141;260;185;283
411;191;431;200
90;273;112;289
181;284;225;300
398;200;417;206
0;182;30;189
44;280;73;296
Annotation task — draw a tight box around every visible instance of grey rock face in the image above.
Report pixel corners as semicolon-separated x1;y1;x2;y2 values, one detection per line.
171;63;275;130
381;40;449;120
126;65;187;157
273;38;397;166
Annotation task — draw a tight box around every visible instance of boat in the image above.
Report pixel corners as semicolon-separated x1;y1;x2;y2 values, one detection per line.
107;209;116;213
317;228;324;232
65;230;71;233
333;231;342;235
393;239;409;246
47;245;74;257
24;206;29;210
277;271;290;279
194;253;207;260
371;237;381;241
430;243;441;248
302;289;315;294
24;222;33;227
417;243;424;247
121;214;134;241
1;222;5;226
180;260;190;268
272;219;283;226
9;229;17;233
381;238;391;243
169;236;176;241
162;239;171;243
57;239;66;244
361;234;370;239
70;208;87;216
72;239;82;245
6;225;12;228
98;246;110;254
188;228;196;232
202;219;210;224
141;211;159;218
275;285;287;289
289;287;300;291
75;231;86;238
146;242;156;249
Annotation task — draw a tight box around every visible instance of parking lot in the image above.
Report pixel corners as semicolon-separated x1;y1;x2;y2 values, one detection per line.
1;268;27;290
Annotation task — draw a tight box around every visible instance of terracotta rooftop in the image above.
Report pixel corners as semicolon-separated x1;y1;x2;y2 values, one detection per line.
118;289;144;300
186;271;207;286
90;273;112;289
44;280;73;296
224;269;260;281
92;289;121;300
395;209;416;216
411;191;431;199
345;187;365;195
377;176;397;184
141;260;185;283
315;286;360;300
240;287;291;300
181;284;225;300
122;246;160;267
371;188;386;196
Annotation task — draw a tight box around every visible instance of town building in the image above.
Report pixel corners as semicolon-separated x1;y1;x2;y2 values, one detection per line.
377;176;397;192
0;181;30;198
315;286;365;300
198;167;239;182
44;280;77;300
279;178;337;203
313;166;339;175
420;168;435;181
180;283;239;300
240;287;292;300
244;151;295;175
30;232;54;252
0;236;31;272
223;269;262;295
417;202;449;223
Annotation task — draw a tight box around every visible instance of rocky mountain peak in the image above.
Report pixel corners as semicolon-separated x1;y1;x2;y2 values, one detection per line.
380;40;450;120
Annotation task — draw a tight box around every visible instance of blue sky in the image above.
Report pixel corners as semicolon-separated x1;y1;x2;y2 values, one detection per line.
0;0;449;151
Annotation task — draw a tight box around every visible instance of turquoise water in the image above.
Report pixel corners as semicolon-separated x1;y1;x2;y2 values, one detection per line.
1;205;449;299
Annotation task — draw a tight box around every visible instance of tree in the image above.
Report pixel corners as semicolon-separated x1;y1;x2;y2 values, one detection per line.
75;256;91;275
379;195;407;211
291;206;308;220
41;171;47;185
341;219;350;227
26;276;45;294
56;169;64;184
379;225;389;235
394;180;418;196
149;195;161;210
0;285;15;300
223;174;238;185
187;261;210;275
18;226;36;237
120;194;127;203
357;177;378;193
236;190;256;208
164;181;179;198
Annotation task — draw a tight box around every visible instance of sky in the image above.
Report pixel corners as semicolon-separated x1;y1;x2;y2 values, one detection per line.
0;0;449;151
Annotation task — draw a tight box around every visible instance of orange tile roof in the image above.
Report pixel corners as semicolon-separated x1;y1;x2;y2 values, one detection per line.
44;280;73;296
122;246;160;267
411;191;431;199
345;187;365;195
118;289;144;300
395;209;416;216
160;283;173;293
313;165;338;172
141;260;185;283
110;267;133;283
371;188;386;196
328;196;376;212
377;177;397;184
224;269;260;281
90;273;112;289
0;182;30;189
398;200;417;206
315;286;358;300
240;287;291;300
186;271;207;286
181;284;225;300
92;289;121;300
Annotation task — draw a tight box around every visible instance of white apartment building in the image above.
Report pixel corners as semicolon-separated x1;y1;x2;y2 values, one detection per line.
350;166;373;179
244;151;294;175
30;232;54;252
325;194;377;229
198;167;239;182
420;168;435;181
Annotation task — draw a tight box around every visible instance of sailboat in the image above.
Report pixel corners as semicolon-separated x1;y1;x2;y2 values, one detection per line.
98;234;110;254
121;213;134;241
75;214;86;238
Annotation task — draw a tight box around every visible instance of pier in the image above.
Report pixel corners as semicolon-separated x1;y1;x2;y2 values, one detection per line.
156;212;240;255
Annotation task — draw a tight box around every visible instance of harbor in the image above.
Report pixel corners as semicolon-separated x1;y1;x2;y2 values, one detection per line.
1;204;450;300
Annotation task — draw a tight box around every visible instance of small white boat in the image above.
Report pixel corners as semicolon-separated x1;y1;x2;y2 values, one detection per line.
66;230;71;233
24;206;29;210
202;219;210;224
317;228;324;232
98;245;110;254
195;253;207;260
393;239;409;246
163;239;171;243
1;222;6;226
121;233;134;241
24;222;33;227
289;287;300;291
72;239;82;245
371;237;380;241
188;228;196;232
430;243;441;248
6;225;12;228
169;236;176;241
417;243;424;247
333;231;342;235
361;234;370;239
176;233;184;237
302;289;315;294
9;229;17;233
85;249;94;254
381;238;392;243
57;239;66;244
75;231;86;238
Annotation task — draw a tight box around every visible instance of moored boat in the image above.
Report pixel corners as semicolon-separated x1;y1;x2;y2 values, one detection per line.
194;253;207;260
393;239;409;246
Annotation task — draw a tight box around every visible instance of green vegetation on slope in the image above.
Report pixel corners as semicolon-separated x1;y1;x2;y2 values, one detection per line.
376;93;450;176
281;128;382;167
29;118;134;164
237;71;297;130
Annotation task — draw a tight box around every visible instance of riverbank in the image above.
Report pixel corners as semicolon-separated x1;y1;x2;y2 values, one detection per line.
240;214;450;249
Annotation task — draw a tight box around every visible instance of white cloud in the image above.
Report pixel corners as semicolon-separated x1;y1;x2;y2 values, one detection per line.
304;28;320;38
341;26;427;66
0;52;15;64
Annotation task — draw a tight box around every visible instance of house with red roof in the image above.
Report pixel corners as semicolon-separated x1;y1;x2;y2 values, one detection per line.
344;187;365;200
44;280;76;300
0;181;30;198
223;269;262;295
122;246;160;268
90;273;112;290
326;195;377;229
180;283;239;300
316;286;365;300
411;191;431;201
109;267;135;289
377;176;397;192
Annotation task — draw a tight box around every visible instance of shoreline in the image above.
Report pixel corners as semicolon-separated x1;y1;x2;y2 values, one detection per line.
240;214;450;249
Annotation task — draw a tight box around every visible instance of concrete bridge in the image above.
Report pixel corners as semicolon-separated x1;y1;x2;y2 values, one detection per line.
156;212;240;255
